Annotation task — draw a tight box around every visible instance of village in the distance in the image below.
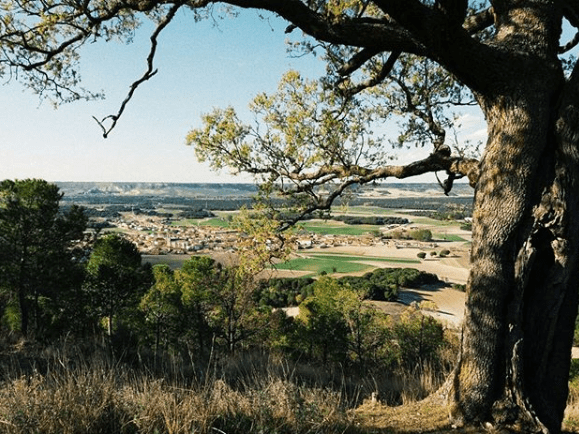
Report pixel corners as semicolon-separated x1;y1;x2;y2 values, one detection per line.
58;181;474;256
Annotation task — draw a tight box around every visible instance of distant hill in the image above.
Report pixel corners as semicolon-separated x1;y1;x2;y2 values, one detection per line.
56;182;257;199
57;181;473;200
56;181;474;213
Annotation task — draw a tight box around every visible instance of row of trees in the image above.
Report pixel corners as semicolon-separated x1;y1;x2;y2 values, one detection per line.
0;179;150;340
0;179;88;338
256;267;439;308
0;179;449;375
136;261;450;372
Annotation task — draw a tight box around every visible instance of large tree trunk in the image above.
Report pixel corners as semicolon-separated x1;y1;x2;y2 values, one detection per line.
449;33;579;434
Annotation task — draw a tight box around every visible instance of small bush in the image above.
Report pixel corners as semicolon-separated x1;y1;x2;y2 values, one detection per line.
256;277;315;307
409;229;432;242
417;252;427;260
388;230;404;240
394;306;446;369
337;268;439;302
460;222;472;231
430;251;438;257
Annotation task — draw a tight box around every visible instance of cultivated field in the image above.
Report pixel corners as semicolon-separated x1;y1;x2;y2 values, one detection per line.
143;212;473;329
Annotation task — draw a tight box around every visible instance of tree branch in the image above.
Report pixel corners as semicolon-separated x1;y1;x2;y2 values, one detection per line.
559;1;579;53
93;2;184;137
559;31;579;54
276;149;479;230
216;0;426;54
371;0;436;42
435;0;468;28
462;6;494;33
334;5;493;97
369;0;494;93
562;0;579;30
283;149;478;187
337;47;382;77
340;49;401;96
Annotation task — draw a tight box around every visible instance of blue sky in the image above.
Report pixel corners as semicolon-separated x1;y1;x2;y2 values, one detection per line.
0;7;485;183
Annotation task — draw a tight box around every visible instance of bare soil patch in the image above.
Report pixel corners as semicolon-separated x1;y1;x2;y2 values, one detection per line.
354;393;480;434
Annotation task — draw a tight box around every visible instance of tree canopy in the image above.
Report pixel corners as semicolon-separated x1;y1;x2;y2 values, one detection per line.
0;179;87;337
84;233;152;336
188;62;479;224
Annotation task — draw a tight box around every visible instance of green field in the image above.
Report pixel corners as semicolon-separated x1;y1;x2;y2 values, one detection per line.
172;217;230;228
300;222;376;236
433;233;467;242
274;253;420;276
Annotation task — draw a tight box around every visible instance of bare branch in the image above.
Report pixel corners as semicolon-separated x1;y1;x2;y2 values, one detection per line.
462;6;494;34
276;149;479;230
94;2;184;137
390;71;447;147
337;47;382;77
341;50;401;96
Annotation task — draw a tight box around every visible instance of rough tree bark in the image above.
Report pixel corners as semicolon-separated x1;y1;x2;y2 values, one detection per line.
449;5;579;432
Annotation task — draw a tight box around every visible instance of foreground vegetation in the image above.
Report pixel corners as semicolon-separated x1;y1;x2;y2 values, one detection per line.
0;180;465;433
5;181;579;432
0;351;355;434
3;341;579;434
0;336;459;434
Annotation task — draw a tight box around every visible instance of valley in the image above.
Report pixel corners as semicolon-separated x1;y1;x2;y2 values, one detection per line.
65;181;474;329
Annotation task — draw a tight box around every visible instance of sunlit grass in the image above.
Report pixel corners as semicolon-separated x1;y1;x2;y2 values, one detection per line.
299;223;375;236
432;233;467;242
274;253;420;276
0;350;360;434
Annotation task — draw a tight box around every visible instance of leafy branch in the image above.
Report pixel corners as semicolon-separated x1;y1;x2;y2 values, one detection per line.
187;68;480;231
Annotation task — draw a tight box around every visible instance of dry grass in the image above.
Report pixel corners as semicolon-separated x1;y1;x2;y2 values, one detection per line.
0;345;363;434
9;348;579;434
0;337;501;434
564;376;579;432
